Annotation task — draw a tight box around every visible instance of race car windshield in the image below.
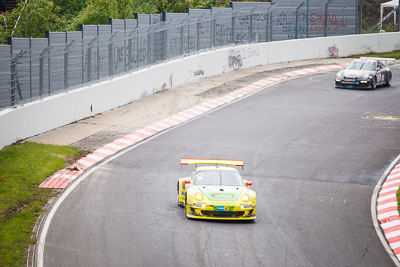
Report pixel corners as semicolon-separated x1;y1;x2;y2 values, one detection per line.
347;60;377;71
193;171;244;186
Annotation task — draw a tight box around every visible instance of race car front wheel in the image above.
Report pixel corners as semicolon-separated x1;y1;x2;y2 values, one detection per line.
184;195;189;218
371;77;377;89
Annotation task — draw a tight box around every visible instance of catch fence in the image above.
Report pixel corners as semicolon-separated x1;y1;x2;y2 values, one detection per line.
0;0;359;109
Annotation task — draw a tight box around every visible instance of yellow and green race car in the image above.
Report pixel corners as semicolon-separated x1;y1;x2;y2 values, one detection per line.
177;158;256;220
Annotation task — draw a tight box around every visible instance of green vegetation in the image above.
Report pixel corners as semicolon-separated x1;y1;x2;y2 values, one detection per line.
362;0;399;33
0;0;397;44
0;142;80;266
0;0;245;44
350;51;400;59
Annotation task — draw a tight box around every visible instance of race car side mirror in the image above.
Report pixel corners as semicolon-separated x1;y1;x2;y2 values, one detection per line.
245;181;253;186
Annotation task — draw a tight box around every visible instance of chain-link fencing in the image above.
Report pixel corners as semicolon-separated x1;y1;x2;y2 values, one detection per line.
0;0;359;110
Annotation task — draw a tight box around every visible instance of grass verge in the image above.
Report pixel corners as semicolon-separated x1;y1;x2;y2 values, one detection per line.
350;51;400;59
0;142;81;266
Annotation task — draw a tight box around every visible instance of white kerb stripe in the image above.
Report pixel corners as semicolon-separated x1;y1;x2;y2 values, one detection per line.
86;154;105;161
282;72;297;77
95;148;116;155
302;68;318;73
146;124;164;132
115;138;134;145
77;159;94;167
292;70;308;75
193;105;210;112
153;121;173;128
380;185;400;194
104;143;125;150
377;202;398;211
390;242;400;250
316;66;330;71
388;173;400;180
381;219;400;229
386;230;400;239
383;179;400;186
135;128;154;136
378;194;397;202
378;210;400;220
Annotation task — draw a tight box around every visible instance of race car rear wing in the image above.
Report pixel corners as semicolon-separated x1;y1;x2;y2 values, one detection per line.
180;158;244;169
360;57;396;66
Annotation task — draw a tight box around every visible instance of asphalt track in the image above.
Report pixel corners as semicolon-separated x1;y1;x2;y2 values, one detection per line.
43;67;400;267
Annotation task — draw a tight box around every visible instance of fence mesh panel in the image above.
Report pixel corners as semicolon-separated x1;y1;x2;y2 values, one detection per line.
0;0;359;110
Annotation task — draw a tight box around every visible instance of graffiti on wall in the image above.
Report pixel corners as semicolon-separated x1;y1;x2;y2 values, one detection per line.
274;9;349;39
309;13;348;32
228;50;243;70
328;45;339;58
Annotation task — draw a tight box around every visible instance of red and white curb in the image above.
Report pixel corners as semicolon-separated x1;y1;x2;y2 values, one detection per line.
40;64;345;189
376;157;400;263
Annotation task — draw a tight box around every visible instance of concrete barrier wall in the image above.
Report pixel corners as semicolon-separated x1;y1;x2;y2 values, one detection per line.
1;32;400;149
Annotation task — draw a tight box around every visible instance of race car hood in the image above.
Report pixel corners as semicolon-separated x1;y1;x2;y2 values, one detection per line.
341;69;375;78
197;185;244;201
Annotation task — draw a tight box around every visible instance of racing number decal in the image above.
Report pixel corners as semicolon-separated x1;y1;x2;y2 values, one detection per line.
377;71;382;82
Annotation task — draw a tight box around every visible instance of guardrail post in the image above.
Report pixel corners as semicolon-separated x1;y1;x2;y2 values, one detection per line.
196;17;201;51
108;32;118;77
10;50;27;106
180;24;184;55
296;2;305;39
232;11;236;44
29;37;32;101
250;9;254;42
324;0;333;37
86;36;98;83
147;28;152;65
39;46;52;99
64;40;75;91
127;29;136;71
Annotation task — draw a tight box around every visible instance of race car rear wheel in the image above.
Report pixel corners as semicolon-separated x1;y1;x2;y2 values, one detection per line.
384;72;392;87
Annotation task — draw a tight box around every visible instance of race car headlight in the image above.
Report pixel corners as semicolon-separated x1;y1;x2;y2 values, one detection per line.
336;71;343;78
362;74;370;79
241;194;250;202
195;193;203;201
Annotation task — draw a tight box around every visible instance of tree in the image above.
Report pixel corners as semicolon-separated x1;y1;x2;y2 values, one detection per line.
69;0;158;30
0;0;65;43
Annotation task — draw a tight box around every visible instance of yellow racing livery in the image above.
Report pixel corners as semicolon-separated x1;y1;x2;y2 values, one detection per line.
177;158;256;220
